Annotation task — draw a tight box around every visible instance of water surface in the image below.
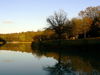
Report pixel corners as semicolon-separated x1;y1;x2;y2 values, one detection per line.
0;43;100;75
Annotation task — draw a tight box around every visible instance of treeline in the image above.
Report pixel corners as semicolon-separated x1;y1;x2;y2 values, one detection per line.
0;6;100;42
34;6;100;42
0;31;43;42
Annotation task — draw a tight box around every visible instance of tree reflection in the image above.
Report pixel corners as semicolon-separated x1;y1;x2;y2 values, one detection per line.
44;55;73;75
43;51;100;75
0;43;32;53
43;48;76;75
32;45;100;75
0;37;6;46
0;42;99;75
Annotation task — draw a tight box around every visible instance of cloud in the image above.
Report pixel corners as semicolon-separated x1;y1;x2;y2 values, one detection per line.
2;59;14;63
2;20;14;24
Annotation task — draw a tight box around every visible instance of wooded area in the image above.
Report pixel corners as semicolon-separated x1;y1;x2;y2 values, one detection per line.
0;6;100;42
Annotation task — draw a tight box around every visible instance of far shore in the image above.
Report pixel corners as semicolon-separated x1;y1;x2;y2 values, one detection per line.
7;41;32;44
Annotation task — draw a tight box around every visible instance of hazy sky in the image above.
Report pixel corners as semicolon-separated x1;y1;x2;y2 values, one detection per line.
0;0;100;33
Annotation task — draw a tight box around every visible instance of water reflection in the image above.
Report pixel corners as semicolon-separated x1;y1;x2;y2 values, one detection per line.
0;46;56;75
0;38;6;46
0;43;32;53
0;43;100;75
31;44;100;75
43;53;100;75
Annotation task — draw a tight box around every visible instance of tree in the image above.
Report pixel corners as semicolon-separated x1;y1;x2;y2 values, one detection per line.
79;6;100;37
79;6;100;20
64;20;73;39
81;17;92;38
71;18;83;36
43;29;56;40
47;10;69;39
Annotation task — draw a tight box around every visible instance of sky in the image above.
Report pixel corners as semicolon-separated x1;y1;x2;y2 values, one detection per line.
0;0;100;33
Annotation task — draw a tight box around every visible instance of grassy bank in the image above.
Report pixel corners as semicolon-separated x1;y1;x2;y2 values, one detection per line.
31;39;100;59
32;39;100;50
40;39;100;46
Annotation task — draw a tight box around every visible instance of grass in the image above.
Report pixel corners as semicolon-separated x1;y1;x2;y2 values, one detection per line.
32;38;100;50
42;39;100;46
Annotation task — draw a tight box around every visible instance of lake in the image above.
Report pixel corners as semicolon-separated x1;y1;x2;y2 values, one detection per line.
0;43;100;75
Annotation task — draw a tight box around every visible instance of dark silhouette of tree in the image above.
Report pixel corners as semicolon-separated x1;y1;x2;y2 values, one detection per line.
44;52;73;75
47;10;71;39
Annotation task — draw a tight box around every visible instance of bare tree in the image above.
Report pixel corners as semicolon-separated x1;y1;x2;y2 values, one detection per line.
47;10;69;39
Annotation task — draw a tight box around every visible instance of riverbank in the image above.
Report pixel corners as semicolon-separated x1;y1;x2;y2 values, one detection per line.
31;38;100;50
7;41;32;44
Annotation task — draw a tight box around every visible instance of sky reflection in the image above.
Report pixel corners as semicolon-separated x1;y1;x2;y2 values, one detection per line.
0;50;57;75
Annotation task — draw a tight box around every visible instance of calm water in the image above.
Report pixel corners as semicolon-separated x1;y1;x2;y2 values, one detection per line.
0;43;100;75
